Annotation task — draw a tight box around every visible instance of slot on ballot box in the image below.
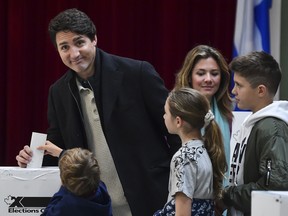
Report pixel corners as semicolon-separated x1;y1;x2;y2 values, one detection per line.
0;167;61;216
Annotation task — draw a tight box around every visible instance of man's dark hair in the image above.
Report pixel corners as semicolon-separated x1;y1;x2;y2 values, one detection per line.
229;51;281;96
48;8;96;48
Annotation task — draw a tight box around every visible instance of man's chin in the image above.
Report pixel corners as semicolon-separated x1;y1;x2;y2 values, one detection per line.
72;67;86;75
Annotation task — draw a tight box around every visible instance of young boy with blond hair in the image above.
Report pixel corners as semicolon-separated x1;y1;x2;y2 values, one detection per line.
42;147;112;216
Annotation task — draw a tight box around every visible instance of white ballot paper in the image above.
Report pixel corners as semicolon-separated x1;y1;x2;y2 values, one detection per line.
27;132;47;168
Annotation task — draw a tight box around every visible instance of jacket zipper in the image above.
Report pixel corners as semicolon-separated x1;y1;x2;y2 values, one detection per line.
265;159;272;186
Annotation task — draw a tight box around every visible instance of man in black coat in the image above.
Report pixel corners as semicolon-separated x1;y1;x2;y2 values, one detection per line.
16;8;180;216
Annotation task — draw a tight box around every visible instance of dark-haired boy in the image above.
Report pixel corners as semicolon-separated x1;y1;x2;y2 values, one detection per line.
217;51;288;216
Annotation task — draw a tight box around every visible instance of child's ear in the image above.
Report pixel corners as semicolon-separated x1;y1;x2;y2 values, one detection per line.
258;84;267;97
175;116;182;128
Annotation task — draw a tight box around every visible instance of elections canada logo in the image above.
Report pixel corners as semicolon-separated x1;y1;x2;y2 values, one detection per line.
4;195;51;214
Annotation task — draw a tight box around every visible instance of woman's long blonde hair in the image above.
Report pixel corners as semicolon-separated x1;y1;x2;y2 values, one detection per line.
174;45;233;124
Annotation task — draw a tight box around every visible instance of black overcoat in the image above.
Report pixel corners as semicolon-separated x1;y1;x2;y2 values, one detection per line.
44;48;180;216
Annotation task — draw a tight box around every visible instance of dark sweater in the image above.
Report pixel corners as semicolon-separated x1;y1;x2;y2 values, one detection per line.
41;181;112;216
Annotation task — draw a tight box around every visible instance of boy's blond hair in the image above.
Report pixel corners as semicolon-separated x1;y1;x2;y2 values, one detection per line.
59;148;100;197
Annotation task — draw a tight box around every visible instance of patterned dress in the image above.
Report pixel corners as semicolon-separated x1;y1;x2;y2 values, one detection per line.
154;140;214;216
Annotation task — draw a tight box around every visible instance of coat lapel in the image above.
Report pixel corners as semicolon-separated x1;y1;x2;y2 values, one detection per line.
100;50;123;125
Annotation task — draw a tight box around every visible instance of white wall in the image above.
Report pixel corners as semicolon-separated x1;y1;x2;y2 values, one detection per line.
270;0;282;99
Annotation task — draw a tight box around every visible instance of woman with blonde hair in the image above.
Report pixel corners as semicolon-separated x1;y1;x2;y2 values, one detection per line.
174;45;233;186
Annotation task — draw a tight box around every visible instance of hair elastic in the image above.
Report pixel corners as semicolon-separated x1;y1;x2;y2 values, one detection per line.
204;110;214;128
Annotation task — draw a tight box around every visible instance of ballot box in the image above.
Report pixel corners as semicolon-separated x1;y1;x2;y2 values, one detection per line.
0;167;61;216
252;191;288;216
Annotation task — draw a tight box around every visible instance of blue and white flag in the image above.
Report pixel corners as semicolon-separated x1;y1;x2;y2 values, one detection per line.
228;2;273;215
231;0;272;111
233;0;272;57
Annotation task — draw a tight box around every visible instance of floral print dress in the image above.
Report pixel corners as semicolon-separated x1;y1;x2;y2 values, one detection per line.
154;140;214;216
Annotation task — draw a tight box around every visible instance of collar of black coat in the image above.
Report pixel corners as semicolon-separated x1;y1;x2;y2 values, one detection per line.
76;76;92;90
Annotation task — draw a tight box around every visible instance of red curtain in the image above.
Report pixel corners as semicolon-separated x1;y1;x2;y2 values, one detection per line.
0;0;236;165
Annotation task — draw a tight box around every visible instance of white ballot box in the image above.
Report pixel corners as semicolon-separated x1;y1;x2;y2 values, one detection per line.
0;167;61;216
252;191;288;216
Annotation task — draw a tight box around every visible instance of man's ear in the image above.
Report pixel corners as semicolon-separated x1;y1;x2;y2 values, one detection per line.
93;35;97;46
